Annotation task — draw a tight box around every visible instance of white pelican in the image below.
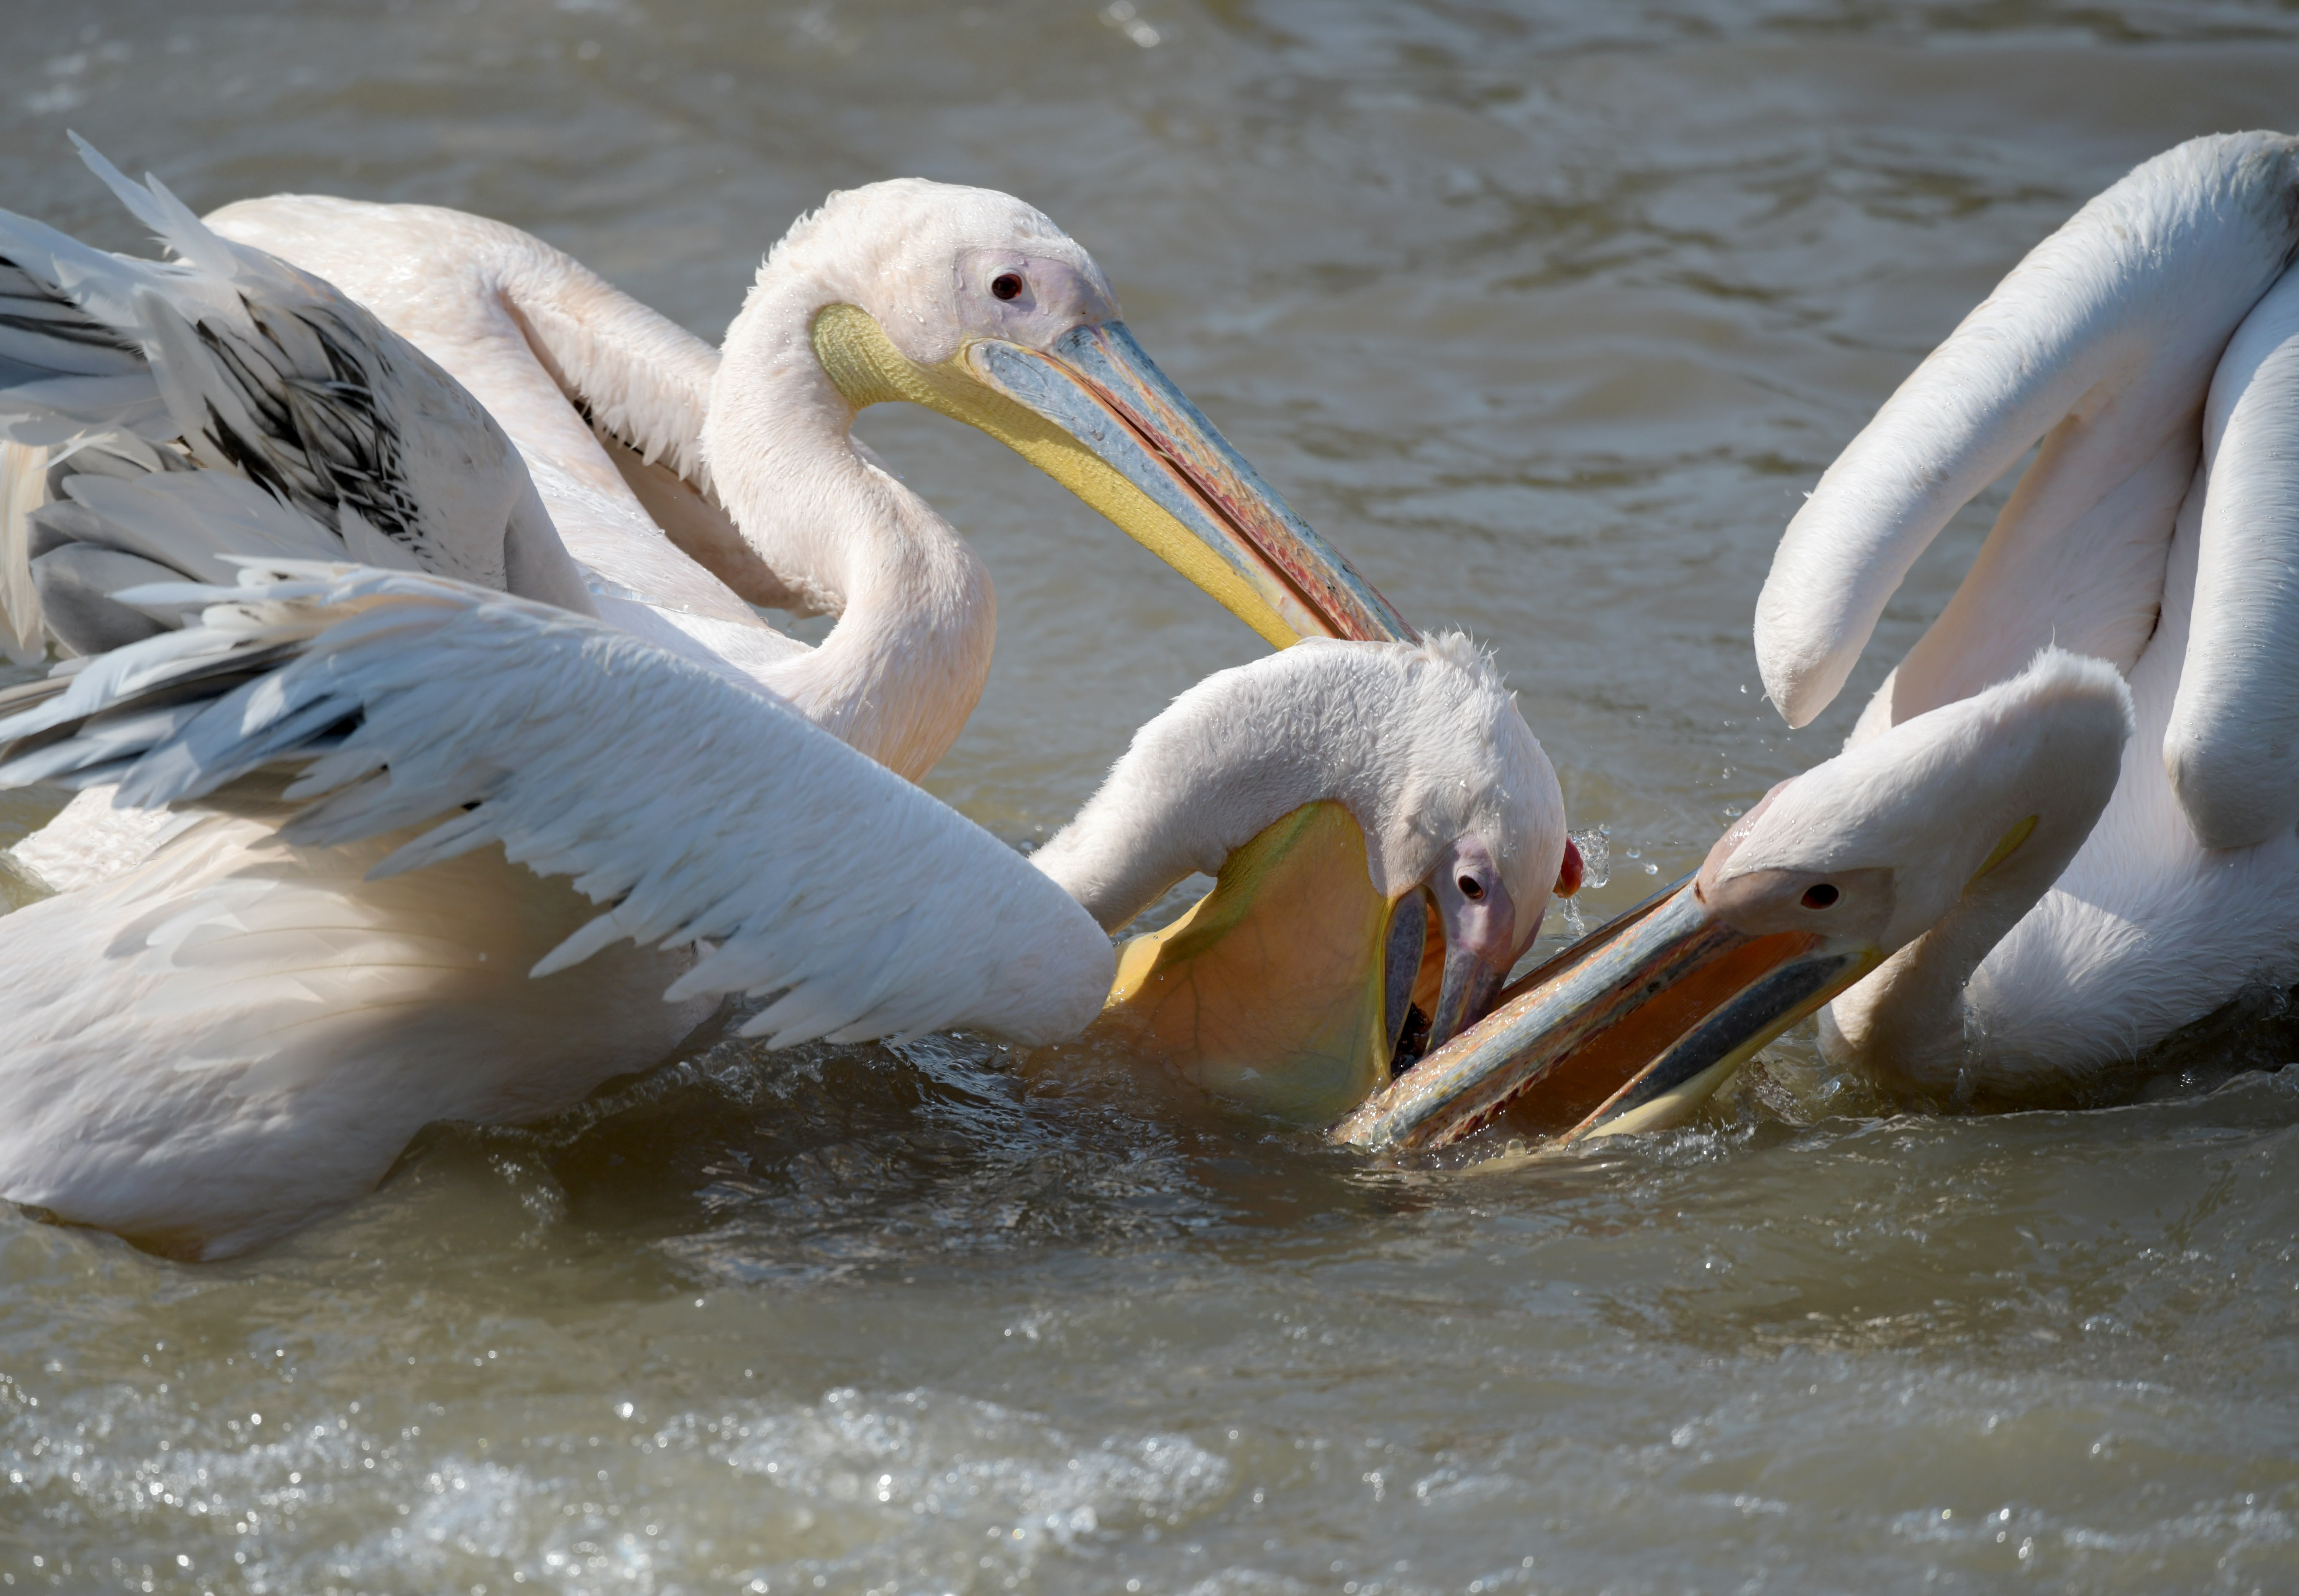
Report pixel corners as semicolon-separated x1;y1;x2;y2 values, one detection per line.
195;167;1417;777
1751;129;2299;1105
0;563;1562;1259
1344;132;2299;1147
2;141;1414;782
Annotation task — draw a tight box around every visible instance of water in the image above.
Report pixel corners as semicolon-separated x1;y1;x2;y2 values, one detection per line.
7;2;2299;1590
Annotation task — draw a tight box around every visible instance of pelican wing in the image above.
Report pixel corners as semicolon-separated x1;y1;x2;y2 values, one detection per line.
490;226;718;498
0;565;1113;1049
2163;261;2299;848
1756;132;2299;730
0;441;41;663
0;564;1114;1047
476;221;822;615
0;572;1113;1049
0;139;592;654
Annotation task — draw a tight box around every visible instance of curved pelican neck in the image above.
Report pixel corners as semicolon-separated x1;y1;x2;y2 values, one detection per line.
1033;721;1326;936
702;273;995;782
1821;694;2130;1103
1030;639;1535;934
1825;843;2062;1101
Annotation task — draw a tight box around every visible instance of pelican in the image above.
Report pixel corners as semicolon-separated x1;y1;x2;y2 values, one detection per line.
1343;132;2299;1149
1750;128;2299;1104
2;140;1413;783
0;562;1563;1259
196;163;1416;775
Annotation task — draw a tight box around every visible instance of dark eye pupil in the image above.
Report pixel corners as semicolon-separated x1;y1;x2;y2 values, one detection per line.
991;272;1023;301
1802;883;1840;909
1458;876;1483;900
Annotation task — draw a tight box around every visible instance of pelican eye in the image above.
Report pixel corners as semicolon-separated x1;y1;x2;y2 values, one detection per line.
1458;875;1484;901
1801;883;1840;910
990;272;1025;301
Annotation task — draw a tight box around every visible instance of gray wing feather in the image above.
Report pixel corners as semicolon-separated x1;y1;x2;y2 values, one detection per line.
0;139;570;653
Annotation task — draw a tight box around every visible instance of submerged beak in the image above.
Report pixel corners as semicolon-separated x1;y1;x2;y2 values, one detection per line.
1426;942;1509;1057
1333;873;1880;1155
810;303;1414;647
1083;801;1432;1124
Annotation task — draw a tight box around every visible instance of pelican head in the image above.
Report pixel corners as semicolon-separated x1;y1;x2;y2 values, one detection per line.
1035;632;1570;1124
1340;648;2132;1150
710;178;1414;648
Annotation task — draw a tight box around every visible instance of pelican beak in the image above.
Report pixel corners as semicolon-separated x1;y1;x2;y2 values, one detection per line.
809;304;1414;647
966;323;1416;645
1082;800;1435;1124
1333;871;1881;1155
1426;940;1509;1057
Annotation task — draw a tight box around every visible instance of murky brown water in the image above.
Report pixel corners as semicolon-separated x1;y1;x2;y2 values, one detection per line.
7;2;2299;1591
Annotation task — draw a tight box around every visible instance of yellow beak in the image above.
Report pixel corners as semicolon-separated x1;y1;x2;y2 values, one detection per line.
1334;875;1881;1154
1082;801;1429;1124
810;305;1414;647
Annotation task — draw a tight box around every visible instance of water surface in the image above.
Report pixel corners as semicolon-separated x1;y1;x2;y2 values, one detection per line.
5;3;2299;1591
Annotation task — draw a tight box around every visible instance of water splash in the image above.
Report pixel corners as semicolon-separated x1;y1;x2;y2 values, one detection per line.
1558;825;1610;938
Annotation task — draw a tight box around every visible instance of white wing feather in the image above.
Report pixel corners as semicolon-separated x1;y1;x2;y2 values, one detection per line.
0;439;41;662
1755;131;2299;729
2166;260;2299;847
0;563;1113;1048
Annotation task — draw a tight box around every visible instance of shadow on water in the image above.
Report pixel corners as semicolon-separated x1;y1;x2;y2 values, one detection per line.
391;1022;1475;1288
381;988;2299;1360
